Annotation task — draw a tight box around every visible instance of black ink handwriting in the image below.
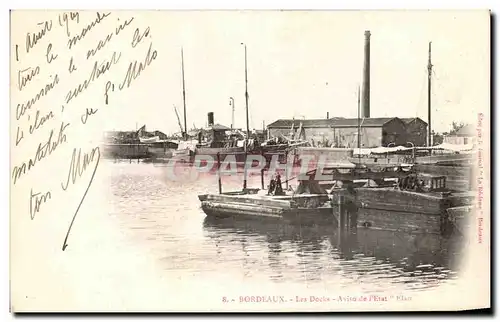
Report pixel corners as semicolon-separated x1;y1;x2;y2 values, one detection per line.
29;189;51;220
104;81;115;104
65;51;121;104
46;43;58;64
28;109;54;135
67;12;111;50
58;12;80;37
61;146;100;251
18;66;40;92
115;17;134;35
16;74;59;121
26;20;53;54
11;121;70;184
86;33;113;60
80;108;98;124
15;126;24;146
131;27;150;48
68;56;77;73
86;16;134;60
119;42;157;90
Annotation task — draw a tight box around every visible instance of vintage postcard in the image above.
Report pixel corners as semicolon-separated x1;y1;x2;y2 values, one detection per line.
10;10;490;312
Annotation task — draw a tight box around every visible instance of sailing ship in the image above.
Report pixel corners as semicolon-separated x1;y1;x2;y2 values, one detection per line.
144;139;180;159
170;47;251;164
260;121;310;164
135;125;180;160
169;48;198;160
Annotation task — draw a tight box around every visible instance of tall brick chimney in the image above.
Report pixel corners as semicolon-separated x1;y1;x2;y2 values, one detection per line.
207;112;214;126
362;30;371;118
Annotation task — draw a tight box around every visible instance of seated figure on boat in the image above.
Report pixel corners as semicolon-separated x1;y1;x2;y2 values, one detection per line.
268;173;285;196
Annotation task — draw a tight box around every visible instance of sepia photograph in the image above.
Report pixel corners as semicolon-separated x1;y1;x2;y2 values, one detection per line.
9;9;490;312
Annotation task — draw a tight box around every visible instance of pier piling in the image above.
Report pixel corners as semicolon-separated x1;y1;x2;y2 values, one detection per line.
261;150;265;189
285;150;289;190
337;195;355;232
217;152;222;194
243;152;248;191
338;195;345;230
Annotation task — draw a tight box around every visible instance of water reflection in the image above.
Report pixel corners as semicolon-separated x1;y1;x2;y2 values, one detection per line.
107;162;466;295
203;216;464;291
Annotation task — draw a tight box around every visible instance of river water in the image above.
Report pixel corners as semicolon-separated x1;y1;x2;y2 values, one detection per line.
104;160;467;310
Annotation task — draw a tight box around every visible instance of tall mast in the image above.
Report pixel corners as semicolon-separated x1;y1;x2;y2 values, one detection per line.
229;97;235;129
427;42;432;146
181;48;187;140
241;43;250;190
357;84;361;149
174;105;184;134
242;43;250;139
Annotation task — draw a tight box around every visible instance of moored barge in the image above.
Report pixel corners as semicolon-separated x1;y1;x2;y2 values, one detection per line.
198;164;474;235
199;190;336;226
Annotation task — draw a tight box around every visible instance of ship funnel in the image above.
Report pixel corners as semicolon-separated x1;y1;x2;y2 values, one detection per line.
207;112;214;126
362;30;371;118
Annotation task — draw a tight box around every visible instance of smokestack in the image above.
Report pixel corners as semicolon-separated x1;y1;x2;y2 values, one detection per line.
362;30;371;118
207;112;214;126
326;112;329;119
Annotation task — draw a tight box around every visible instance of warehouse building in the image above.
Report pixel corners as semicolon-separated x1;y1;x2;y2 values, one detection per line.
267;117;428;148
401;117;429;147
443;124;475;145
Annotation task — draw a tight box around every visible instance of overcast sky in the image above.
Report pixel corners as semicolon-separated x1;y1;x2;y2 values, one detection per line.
17;10;489;135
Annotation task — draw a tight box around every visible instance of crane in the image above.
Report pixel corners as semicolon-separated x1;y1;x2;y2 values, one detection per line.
174;105;184;136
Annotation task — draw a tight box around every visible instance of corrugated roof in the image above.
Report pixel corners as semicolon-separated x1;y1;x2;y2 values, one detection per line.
267;119;334;128
268;117;401;128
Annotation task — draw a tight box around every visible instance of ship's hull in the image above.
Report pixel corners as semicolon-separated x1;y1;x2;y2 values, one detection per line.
147;147;176;159
195;147;247;163
101;143;150;159
199;186;474;235
169;147;250;168
331;187;473;215
329;187;474;234
199;192;336;226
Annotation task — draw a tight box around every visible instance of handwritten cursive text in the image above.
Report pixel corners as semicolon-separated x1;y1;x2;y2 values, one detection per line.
67;12;111;50
119;42;157;90
86;16;134;60
61;146;100;251
18;66;41;91
26;20;53;54
65;51;121;104
16;74;59;121
29;189;52;220
12;121;70;184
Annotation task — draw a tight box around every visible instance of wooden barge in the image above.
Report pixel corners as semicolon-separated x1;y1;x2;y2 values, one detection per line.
199;191;336;226
198;164;474;235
